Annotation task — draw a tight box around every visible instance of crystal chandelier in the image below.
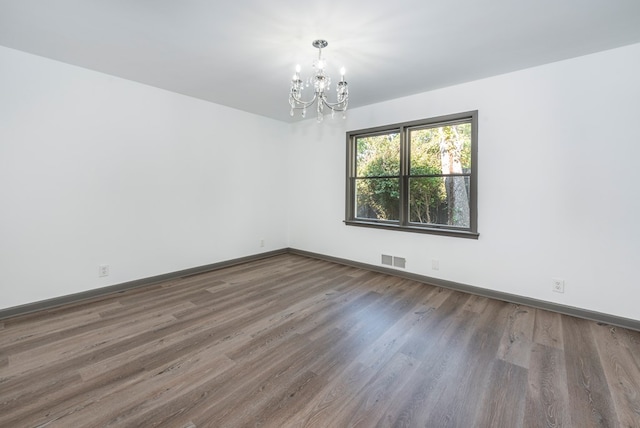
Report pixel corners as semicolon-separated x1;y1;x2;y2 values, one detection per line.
289;40;349;122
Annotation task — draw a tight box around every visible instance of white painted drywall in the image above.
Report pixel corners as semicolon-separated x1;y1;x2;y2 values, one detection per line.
0;46;289;310
287;43;640;321
3;42;639;321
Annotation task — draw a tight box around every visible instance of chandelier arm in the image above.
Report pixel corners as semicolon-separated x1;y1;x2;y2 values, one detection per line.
319;94;348;111
321;99;348;111
289;92;318;109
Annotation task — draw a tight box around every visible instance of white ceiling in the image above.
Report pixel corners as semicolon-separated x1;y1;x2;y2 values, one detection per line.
1;0;640;122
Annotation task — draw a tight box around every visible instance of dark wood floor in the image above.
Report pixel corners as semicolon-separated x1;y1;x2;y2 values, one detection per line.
1;254;639;427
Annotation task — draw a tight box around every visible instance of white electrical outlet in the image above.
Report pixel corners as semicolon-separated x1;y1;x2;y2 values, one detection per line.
432;259;440;270
260;239;265;247
552;278;564;293
99;264;110;277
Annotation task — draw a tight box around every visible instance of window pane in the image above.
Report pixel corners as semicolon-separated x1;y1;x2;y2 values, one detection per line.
355;178;400;221
409;176;470;227
356;133;400;177
410;123;472;175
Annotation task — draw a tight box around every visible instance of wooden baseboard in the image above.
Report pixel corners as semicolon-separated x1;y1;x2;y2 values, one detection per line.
288;248;640;332
2;246;638;332
0;249;288;320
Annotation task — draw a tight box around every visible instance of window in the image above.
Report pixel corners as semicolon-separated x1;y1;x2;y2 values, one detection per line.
345;111;478;238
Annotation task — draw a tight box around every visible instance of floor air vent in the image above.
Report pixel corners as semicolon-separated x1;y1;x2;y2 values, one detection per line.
382;254;406;269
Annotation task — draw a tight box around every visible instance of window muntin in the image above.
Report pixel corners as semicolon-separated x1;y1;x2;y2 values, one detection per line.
346;111;478;238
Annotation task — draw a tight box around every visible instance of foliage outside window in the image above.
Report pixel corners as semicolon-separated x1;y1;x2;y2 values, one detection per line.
345;111;478;238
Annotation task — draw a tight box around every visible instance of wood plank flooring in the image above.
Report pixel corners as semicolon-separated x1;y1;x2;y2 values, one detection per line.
1;253;639;427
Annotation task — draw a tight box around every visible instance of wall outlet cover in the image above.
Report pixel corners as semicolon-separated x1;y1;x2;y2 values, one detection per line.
552;278;565;293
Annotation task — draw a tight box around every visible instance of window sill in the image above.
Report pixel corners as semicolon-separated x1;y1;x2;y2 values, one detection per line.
344;220;480;239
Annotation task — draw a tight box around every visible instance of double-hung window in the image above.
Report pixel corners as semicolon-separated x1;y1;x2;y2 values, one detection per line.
345;111;478;238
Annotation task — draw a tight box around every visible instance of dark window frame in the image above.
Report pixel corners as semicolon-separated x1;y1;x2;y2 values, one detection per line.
345;111;479;239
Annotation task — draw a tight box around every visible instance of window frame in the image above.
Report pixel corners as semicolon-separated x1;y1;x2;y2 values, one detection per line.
345;111;479;239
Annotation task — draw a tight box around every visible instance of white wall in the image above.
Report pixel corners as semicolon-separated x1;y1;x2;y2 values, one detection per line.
0;46;289;310
288;43;640;321
3;42;639;321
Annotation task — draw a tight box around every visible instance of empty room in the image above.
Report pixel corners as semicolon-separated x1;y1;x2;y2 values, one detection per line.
1;1;640;426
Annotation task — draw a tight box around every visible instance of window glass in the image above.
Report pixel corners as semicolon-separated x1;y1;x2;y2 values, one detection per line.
356;133;400;177
356;178;400;221
408;176;470;227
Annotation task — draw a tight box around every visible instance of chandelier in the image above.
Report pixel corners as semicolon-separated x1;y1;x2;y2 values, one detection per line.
289;39;349;122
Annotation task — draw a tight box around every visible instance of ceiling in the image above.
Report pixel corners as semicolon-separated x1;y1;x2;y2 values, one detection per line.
1;1;640;123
